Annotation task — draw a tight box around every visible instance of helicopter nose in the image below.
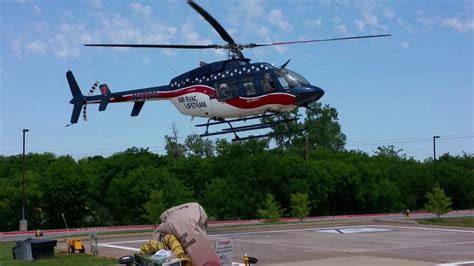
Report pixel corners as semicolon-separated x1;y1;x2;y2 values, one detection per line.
295;86;325;105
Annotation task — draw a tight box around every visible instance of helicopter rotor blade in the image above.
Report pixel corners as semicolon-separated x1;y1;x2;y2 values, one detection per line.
187;0;236;45
247;34;391;48
84;44;221;49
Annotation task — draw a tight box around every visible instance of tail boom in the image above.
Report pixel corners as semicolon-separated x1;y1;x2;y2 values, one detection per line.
66;70;170;123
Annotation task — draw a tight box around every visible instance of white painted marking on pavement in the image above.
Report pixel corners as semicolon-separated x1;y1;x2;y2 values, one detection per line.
378;225;474;234
103;239;148;245
98;224;474;258
350;240;474;253
437;261;474;266
210;224;375;237
318;227;392;234
98;243;140;252
209;224;474;237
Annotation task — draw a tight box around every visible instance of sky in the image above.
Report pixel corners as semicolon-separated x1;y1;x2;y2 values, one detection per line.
1;0;473;160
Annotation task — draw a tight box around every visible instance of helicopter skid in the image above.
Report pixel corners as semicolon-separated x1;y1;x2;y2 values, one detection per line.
198;113;300;141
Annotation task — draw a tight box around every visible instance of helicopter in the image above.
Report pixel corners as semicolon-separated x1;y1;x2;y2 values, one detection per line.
66;0;390;141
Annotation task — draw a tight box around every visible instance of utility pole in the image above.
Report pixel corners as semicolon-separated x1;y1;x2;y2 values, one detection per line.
20;128;29;231
305;135;309;161
433;135;440;181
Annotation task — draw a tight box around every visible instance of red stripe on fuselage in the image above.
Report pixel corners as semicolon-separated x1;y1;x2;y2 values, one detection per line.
225;93;296;109
109;95;133;103
104;86;295;110
158;85;216;99
107;85;216;103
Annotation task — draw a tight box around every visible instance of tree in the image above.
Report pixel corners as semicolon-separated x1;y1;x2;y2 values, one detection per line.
268;102;346;151
290;192;310;220
374;145;406;159
39;156;96;228
424;185;452;218
164;123;186;160
107;167;194;225
303;102;346;151
203;177;254;220
257;193;283;222
143;190;166;223
184;134;214;158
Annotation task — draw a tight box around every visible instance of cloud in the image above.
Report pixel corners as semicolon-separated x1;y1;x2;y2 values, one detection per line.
181;22;211;45
332;16;342;24
11;38;47;56
267;9;293;32
53;34;80;58
363;14;378;26
440;18;474;32
51;23;93;58
305;19;322;28
238;0;264;18
397;19;415;33
383;8;394;19
417;11;474;32
416;11;435;27
349;1;391;32
32;4;41;14
25;40;47;53
88;0;101;10
319;0;331;7
256;26;270;38
180;22;224;57
354;19;365;31
337;24;348;34
400;42;410;49
129;3;152;17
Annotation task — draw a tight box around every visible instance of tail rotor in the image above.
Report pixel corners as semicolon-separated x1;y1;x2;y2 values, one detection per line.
83;81;99;121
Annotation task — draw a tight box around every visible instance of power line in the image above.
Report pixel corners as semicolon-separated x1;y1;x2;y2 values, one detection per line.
1;135;472;157
346;135;473;147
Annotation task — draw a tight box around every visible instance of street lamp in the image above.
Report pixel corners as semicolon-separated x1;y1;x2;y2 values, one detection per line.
20;128;29;232
433;136;440;161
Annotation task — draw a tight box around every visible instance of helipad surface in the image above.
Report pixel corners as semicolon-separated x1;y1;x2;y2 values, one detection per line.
72;223;474;265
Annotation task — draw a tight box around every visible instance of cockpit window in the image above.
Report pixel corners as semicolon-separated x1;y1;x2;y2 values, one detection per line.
277;68;309;89
216;80;238;101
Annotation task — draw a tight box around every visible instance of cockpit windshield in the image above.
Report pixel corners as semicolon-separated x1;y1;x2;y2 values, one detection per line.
276;68;310;89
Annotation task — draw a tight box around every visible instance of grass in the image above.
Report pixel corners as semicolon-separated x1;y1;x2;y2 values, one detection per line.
417;217;474;227
0;241;116;266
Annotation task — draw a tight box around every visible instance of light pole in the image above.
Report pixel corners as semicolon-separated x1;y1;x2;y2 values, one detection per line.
20;128;29;231
433;136;440;161
433;135;440;181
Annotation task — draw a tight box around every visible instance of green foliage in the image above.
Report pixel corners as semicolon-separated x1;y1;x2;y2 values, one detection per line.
290;192;310;220
143;190;166;223
184;134;214;158
424;185;452;218
268;102;346;151
164;123;186;160
0;105;473;231
39;156;96;228
257;193;283;222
